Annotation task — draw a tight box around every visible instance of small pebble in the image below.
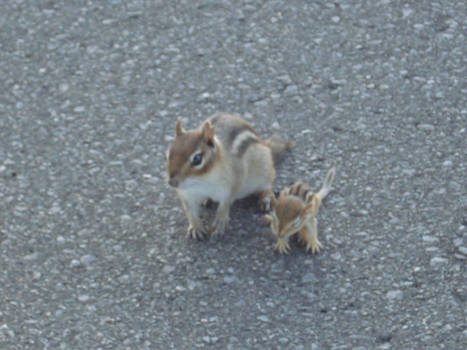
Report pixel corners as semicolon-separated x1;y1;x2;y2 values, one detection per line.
402;8;413;18
187;279;197;291
59;83;69;93
301;273;316;283
284;85;298;95
442;324;453;332
223;275;236;284
330;252;341;260
331;16;340;23
80;254;97;265
417;123;435;131
386;290;403;300
162;265;175;274
78;294;90;302
355;231;369;237
70;259;81;268
120;214;131;224
257;315;270;322
430;256;448;267
74;106;85;113
422;235;439;243
24;252;39;261
202;336;211;344
118;274;129;284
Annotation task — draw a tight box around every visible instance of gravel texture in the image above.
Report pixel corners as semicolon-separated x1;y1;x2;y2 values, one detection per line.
1;0;466;349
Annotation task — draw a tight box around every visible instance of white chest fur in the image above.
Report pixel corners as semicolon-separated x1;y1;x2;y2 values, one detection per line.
177;170;230;205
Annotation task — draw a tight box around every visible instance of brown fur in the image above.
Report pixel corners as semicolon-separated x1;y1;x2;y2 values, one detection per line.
266;168;335;254
167;132;202;177
274;196;303;233
175;118;184;137
267;193;320;254
166;121;219;181
166;113;294;237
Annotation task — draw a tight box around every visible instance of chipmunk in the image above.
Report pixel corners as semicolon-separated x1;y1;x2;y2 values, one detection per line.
264;168;335;254
165;112;294;239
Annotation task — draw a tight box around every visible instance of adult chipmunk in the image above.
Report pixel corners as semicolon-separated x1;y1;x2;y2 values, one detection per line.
166;112;294;238
264;168;335;254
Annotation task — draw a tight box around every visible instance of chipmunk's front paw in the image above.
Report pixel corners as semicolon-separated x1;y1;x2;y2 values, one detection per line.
260;197;271;212
259;192;273;212
275;238;291;254
187;225;205;240
211;217;228;236
306;238;322;254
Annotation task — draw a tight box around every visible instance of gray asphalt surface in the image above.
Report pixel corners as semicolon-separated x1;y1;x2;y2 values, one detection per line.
1;1;466;349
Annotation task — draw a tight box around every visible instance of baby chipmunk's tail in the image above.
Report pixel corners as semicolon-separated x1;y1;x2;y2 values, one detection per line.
316;167;336;200
265;134;295;163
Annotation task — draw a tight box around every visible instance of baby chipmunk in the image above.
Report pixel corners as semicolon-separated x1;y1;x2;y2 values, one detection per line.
264;168;336;254
165;112;293;239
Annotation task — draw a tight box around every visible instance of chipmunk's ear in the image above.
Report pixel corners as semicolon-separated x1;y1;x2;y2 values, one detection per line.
201;121;214;145
175;118;184;137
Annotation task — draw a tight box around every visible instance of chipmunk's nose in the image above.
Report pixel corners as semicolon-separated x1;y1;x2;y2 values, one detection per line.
168;175;179;188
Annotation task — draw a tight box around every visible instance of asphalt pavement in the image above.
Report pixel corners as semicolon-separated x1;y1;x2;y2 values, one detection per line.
0;0;466;349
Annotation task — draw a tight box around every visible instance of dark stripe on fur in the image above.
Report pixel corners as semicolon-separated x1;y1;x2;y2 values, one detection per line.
293;183;302;196
302;189;312;201
288;182;314;202
306;193;316;204
236;136;259;157
227;124;257;148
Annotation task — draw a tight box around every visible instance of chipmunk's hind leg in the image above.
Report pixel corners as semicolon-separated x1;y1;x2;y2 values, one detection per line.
304;217;322;254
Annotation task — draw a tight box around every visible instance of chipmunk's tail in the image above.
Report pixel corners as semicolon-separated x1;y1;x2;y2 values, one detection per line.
265;134;295;163
316;167;336;200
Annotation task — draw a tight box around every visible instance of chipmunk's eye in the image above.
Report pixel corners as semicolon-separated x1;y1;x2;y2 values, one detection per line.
191;153;203;167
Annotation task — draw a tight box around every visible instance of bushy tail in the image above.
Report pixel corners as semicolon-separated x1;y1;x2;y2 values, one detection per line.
265;134;295;162
316;167;335;200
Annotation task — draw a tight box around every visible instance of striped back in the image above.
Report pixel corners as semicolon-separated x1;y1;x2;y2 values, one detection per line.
284;182;322;212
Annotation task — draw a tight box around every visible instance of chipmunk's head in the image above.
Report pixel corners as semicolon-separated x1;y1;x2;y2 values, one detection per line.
166;118;219;189
265;194;320;240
